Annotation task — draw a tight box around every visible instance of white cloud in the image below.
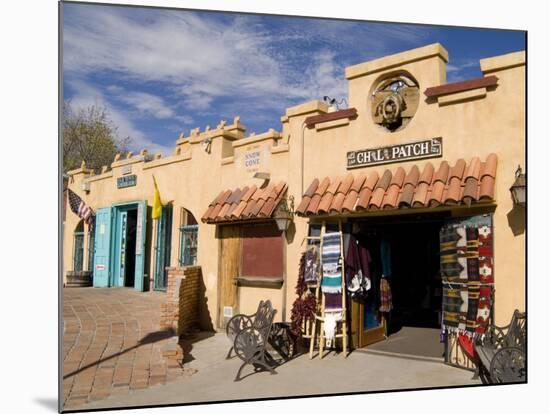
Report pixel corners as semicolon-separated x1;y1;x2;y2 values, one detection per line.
63;6;433;134
118;91;175;119
66;79;173;156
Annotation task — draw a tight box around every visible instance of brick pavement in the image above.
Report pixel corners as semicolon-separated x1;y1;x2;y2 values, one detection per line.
62;287;189;410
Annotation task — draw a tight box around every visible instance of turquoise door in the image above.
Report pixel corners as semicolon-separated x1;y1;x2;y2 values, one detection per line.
93;207;113;287
133;200;147;291
112;210;128;287
154;204;173;290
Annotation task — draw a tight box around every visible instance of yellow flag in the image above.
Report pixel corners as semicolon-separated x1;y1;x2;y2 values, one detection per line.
152;175;162;220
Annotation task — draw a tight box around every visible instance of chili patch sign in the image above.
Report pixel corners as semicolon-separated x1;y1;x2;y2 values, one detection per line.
347;137;442;169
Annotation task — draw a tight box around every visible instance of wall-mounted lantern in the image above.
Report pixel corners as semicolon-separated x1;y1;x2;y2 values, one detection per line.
273;195;294;232
509;165;526;207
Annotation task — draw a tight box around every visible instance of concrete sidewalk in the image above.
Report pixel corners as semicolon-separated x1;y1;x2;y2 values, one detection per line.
83;332;480;410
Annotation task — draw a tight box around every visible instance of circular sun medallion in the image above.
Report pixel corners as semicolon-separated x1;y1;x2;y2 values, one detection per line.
371;73;420;132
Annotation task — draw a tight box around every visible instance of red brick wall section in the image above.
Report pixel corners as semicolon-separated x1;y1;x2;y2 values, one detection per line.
160;266;202;336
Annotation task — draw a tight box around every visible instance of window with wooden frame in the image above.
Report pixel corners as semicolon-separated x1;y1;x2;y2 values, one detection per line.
239;222;284;285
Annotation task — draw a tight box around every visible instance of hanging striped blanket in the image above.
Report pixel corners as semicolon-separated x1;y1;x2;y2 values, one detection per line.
440;215;494;338
321;232;342;294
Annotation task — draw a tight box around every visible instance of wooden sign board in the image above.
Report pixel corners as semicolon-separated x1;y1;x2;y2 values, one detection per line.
347;137;442;169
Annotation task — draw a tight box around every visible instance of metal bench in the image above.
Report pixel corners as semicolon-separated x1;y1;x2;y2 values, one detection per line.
225;300;278;381
474;309;526;384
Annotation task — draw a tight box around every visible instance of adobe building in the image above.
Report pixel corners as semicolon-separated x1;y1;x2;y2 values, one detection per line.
63;43;525;365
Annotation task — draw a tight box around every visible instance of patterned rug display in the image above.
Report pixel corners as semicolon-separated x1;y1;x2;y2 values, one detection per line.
440;214;494;337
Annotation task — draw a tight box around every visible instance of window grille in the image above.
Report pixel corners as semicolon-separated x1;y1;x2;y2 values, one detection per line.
179;225;198;266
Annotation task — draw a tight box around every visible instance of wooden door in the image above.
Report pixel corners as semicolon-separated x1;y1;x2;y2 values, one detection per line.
218;225;241;329
350;297;386;348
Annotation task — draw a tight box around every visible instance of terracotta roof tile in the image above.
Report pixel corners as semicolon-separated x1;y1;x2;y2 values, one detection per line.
338;173;355;195
356;188;373;211
434;161;450;183
201;205;215;222
217;189;232;206
250;199;266;217
450;159;466;179
241;185;257;202
306;194;322;215
231;200;248;219
259;182;275;201
350;173;367;193
202;181;289;223
296;196;312;215
429;181;445;206
315;177;331;196
382;185;400;209
363;171;380;191
303;178;319;197
465;157;481;179
480;153;498;178
217;203;231;221
329;192;347;213
272;181;287;199
209;203;223;221
398;184;415;207
318;191;335;214
412;182;429;207
390;167;406;187
342;191;359;212
240;199;257;217
225;188;242;206
259;198;277;217
462;176;479;203
419;163;435;184
445;177;462;204
479;176;495;200
326;176;342;195
403;165;420;186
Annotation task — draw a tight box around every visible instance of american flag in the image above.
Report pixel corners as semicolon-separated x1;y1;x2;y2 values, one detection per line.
68;188;95;227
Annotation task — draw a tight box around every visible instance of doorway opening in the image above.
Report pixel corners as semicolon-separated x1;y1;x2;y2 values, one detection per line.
349;213;446;359
124;208;137;288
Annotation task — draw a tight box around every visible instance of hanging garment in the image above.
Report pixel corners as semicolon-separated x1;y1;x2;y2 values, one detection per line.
345;234;372;297
323;311;342;348
379;278;393;312
324;292;342;311
303;245;320;284
321;232;342;294
380;239;392;277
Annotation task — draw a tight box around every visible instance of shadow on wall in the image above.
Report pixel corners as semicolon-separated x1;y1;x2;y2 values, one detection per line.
285;221;296;245
507;205;526;236
198;268;215;332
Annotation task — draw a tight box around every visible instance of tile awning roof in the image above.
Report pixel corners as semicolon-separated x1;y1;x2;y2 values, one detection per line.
296;154;497;217
202;181;288;224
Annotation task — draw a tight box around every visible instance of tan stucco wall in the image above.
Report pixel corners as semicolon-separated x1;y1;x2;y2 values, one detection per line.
64;43;525;329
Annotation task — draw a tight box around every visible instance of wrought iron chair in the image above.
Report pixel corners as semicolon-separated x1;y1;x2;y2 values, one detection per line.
475;309;526;383
225;300;278;381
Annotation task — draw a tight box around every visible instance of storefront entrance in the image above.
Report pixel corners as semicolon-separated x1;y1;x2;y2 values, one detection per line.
92;200;148;291
349;214;446;352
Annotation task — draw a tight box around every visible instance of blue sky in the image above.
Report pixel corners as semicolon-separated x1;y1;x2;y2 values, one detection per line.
63;3;525;155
